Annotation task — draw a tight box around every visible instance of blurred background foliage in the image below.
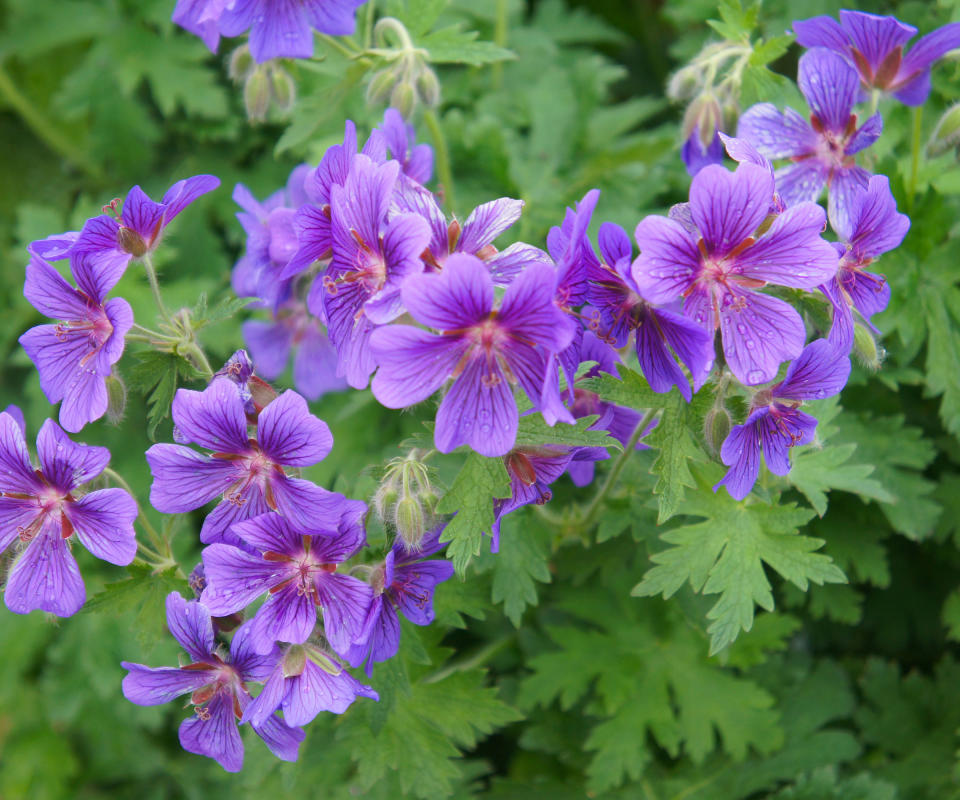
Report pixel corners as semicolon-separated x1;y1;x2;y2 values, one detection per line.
2;0;960;797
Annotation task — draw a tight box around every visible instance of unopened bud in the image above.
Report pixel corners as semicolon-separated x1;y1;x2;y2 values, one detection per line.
116;226;147;257
394;495;425;550
389;81;416;119
682;94;722;148
415;67;440;108
188;562;206;597
668;64;701;101
704;405;732;457
853;322;883;370
229;44;254;82
419;487;439;516
367;68;397;106
244;68;271;123
282;645;307;678
269;66;296;113
928;102;960;156
105;375;127;425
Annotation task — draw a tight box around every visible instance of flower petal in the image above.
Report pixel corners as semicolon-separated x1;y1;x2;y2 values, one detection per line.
718;289;806;385
66;488;137;566
838;9;916;73
797;48;859;133
250;711;305;763
36;419;110;492
631;215;701;304
737;103;816;160
458;198;524;254
776;339;851;400
145;444;237;514
715;413;764;500
247;583;317;653
257;389;332;466
166;591;215;662
200;542;290;615
435;356;517;457
171;378;250;455
121;663;213;706
690;163;773;258
5;523;85;616
369;326;465;408
402;252;494;330
0;411;41;494
178;693;244;772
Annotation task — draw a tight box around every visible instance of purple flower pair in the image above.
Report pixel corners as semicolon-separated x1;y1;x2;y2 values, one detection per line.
122;593;304;772
0;410;136;616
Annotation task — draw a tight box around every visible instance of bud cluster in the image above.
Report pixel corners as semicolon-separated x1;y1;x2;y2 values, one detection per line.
374;451;440;551
365;17;440;117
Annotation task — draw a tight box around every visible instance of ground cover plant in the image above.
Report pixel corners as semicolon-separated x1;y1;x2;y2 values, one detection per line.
2;0;960;797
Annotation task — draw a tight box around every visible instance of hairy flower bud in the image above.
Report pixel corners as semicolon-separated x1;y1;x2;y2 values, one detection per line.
282;645;307;678
415;67;441;108
367;68;397;106
244;68;271;123
269;66;296;113
229;44;255;82
928;102;960;157
105;375;127;425
394;495;426;550
853;322;884;371
704;405;732;458
390;81;416;118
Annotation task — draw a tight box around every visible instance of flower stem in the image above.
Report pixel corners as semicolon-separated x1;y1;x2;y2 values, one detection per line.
908;104;924;213
140;253;172;325
492;0;508;89
362;0;376;49
578;408;657;530
180;341;214;378
422;632;515;683
868;88;881;116
104;467;169;559
423;108;456;213
320;34;360;59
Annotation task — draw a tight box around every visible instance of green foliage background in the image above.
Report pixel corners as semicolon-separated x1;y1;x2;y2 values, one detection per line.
2;0;960;797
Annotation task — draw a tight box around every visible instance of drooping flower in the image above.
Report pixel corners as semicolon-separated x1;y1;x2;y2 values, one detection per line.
243;298;347;401
345;526;454;674
121;593;304;772
319;155;432;388
793;10;960;106
587;221;714;400
0;412;136;616
682;128;725;176
145;378;344;545
737;48;881;236
211;349;279;416
369;253;574;457
199;503;372;656
631;162;838;385
243;643;378;727
172;0;230;52
715;339;851;499
219;0;369;63
71;175;220;268
381;107;433;185
231;166;310;311
820;174;910;350
20;253;134;433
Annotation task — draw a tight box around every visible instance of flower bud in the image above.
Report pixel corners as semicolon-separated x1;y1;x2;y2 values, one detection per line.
853;322;883;371
105;375;127;425
229;44;254;82
668;64;701;101
704;405;732;458
928;102;960;157
415;67;441;108
116;226;147;257
269;66;296;113
394;495;425;550
282;645;307;678
367;68;397;106
682;93;722;148
244;68;271;123
389;81;416;118
188;562;206;597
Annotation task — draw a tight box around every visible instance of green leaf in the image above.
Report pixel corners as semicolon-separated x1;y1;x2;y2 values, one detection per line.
922;284;960;437
190;293;250;330
634;465;846;654
127;350;203;439
437;452;511;574
647;390;704;523
788;443;894;517
512;413;621;451
491;512;552;626
772;766;897;800
420;27;516;65
578;364;665;411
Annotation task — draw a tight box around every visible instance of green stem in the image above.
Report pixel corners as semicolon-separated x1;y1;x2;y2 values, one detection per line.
579;408;657;530
141;253;172;325
320;34;360;59
423;109;456;213
0;64;105;183
908;104;924;213
181;341;214;378
492;0;508;89
423;633;515;683
132;322;171;340
104;467;169;558
868;88;881;116
363;0;376;49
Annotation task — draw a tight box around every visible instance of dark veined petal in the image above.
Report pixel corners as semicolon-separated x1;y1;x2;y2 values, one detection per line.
314;573;374;657
776;338;852;401
242;320;292;381
838;9;916;73
284;657;379;722
200;542;291;616
145;444;237;514
402;252;494;330
160;175;220;223
737;103;816;160
689;163;773;258
246;583;318;654
121;663;213;706
458;197;525;254
718;289;805;386
631;215;701;304
171;378;250;455
178;692;244;772
66;488;137;566
797;48;859;134
759;406;818;475
828;166;871;246
36;419;110;492
246;0;313;61
257;389;332;466
120;186;166;244
714;412;765;500
4;523;85;617
369;326;467;409
773;160;829;209
250;710;305;763
435;355;517;457
845;175;910;260
24;254;91;320
792;16;851;54
166;591;216;662
0;410;42;494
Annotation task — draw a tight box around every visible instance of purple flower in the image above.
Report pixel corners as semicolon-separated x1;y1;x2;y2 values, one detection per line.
737;48;881;237
200;504;372;657
121;593;304;772
72;175;219;267
631;162;838;385
243;643;378;727
0;412;136;616
794;10;960;106
382;108;433;185
715;339;851;499
220;0;368;62
320;155;432;389
821;175;909;350
232;166;310;311
19;253;134;433
682;129;725;176
587;221;714;400
370;253;574;457
173;0;229;51
145;378;343;545
243;299;347;400
345;526;454;675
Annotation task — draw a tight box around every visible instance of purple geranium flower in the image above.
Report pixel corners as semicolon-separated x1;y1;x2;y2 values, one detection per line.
715;339;851;499
243;298;347;401
794;10;960;106
587;221;714;400
382;108;433;185
320;155;432;389
821;174;910;351
121;593;304;772
631;162;838;385
244;643;378;727
173;0;229;51
20;253;134;433
682;129;725;176
220;0;368;62
345;526;454;675
145;378;343;545
0;412;136;616
370;253;574;457
231;166;310;311
738;48;881;237
71;175;219;268
200;503;372;656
